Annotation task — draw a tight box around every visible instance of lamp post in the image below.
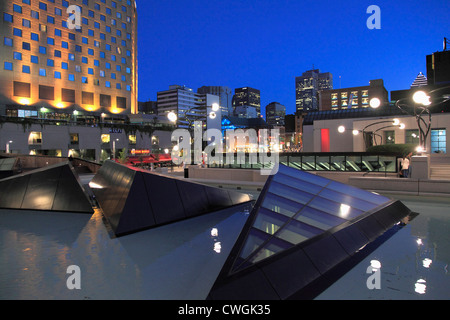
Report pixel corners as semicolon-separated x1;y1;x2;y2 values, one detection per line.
112;138;119;162
392;86;450;152
6;141;13;154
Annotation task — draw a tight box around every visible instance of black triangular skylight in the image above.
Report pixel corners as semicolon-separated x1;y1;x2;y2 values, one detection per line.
90;161;253;237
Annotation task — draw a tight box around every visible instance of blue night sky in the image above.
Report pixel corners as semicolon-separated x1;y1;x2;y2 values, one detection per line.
136;0;450;116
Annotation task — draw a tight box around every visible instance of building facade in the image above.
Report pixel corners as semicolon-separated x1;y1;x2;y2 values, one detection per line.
265;102;286;126
156;85;220;130
197;86;232;117
296;69;333;113
427;50;450;86
232;87;261;117
319;79;389;111
0;0;138;117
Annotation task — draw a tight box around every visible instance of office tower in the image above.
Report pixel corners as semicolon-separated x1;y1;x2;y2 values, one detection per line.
157;85;220;129
411;72;428;88
232;87;261;116
0;0;138;116
265;102;286;126
319;79;389;111
427;50;450;85
197;86;232;117
296;69;333;113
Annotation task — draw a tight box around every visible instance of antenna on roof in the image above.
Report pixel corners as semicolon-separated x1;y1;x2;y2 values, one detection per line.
444;37;449;51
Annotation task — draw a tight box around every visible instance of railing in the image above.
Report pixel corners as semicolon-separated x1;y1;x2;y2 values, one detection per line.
207;152;400;173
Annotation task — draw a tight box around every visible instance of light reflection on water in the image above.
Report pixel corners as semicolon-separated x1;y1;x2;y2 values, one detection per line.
0;206;249;300
316;195;450;300
1;193;448;300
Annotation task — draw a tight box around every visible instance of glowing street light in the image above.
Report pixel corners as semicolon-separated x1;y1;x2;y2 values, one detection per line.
369;97;381;109
211;103;220;112
338;126;346;133
6;140;13;154
413;91;431;106
167;111;178;123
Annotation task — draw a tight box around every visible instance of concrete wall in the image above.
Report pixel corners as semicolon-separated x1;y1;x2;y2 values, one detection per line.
303;113;450;160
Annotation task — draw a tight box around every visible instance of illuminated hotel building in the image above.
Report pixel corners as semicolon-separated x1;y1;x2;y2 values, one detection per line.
0;0;138;117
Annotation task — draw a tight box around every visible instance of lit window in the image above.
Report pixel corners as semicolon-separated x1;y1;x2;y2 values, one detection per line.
101;134;110;144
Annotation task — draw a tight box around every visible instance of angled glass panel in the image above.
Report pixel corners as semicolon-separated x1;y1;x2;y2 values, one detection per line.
272;172;324;194
248;236;293;264
268;182;315;206
319;188;378;212
239;228;270;260
308;196;364;220
261;193;304;218
346;155;362;172
276;219;323;245
330;155;346;171
295;206;347;230
277;165;330;187
253;208;289;236
326;181;390;205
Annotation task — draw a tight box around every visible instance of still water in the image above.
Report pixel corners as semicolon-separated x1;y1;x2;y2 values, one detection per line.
0;193;448;300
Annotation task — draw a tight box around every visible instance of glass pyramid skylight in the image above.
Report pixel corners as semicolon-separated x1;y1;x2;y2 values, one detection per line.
231;164;391;272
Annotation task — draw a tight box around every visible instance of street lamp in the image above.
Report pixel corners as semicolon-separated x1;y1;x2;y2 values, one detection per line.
112;138;119;161
6;141;13;154
393;87;450;151
369;97;381;109
167;111;178;123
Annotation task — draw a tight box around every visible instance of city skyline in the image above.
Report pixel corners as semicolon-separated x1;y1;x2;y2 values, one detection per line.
136;0;450;116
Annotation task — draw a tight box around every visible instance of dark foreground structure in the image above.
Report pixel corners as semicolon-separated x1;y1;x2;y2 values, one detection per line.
208;164;412;300
0;162;93;214
90;161;253;237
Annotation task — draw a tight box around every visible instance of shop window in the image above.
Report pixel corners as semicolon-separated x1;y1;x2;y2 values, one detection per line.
28;132;42;145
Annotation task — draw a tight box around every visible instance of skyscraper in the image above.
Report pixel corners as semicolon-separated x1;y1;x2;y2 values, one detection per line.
232;87;261;116
157;85;220;130
296;69;333;113
0;0;138;116
265;102;286;126
197;86;232;117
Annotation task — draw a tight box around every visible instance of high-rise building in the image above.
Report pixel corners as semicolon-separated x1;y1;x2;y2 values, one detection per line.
232;87;261;116
319;79;389;111
295;69;333;113
197;86;232;117
0;0;138;116
411;72;428;88
265;102;286;126
427;50;450;86
157;85;220;130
